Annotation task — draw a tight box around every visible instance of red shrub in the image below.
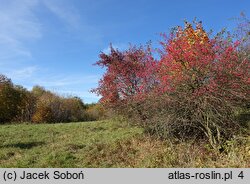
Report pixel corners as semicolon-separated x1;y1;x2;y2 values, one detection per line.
93;44;158;106
93;21;250;147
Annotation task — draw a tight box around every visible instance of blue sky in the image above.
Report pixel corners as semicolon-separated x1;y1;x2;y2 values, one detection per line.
0;0;249;103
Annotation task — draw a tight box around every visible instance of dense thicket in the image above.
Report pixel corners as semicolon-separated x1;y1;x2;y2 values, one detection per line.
94;20;250;148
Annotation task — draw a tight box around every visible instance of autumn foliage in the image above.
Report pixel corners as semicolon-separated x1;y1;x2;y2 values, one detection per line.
94;21;250;147
0;79;97;124
0;74;20;122
93;44;158;105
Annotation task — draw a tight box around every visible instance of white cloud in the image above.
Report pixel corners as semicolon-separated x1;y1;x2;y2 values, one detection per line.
0;0;102;64
6;66;38;80
42;0;81;29
0;0;41;62
42;0;102;42
32;74;100;87
0;0;102;103
30;74;101;103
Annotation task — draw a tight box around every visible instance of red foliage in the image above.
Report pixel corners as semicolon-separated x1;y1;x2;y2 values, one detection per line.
93;44;158;106
94;21;249;109
93;20;249;146
158;22;249;104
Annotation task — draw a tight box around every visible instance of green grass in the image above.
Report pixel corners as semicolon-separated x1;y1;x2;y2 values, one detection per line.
0;120;249;167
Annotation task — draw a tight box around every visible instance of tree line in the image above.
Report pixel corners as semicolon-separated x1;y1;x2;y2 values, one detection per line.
0;74;105;124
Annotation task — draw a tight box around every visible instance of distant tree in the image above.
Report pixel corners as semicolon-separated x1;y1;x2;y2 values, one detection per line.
66;97;86;121
0;75;88;124
32;92;87;123
14;85;36;122
0;74;20;123
32;92;63;123
0;74;12;85
85;103;106;121
31;85;47;98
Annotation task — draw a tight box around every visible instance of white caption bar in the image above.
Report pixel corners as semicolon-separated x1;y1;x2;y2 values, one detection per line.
0;168;249;184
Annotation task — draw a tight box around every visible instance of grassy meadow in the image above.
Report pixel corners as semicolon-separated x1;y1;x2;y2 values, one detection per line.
0;120;249;168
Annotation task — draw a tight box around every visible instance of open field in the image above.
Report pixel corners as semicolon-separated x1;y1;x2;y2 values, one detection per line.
0;120;249;168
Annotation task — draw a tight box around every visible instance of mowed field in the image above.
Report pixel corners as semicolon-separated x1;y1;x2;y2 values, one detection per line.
0;120;249;168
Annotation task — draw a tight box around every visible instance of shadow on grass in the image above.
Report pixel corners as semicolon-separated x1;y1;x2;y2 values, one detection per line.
0;141;45;149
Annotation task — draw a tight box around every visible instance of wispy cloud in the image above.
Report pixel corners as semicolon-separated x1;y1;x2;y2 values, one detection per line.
32;74;100;87
42;0;81;29
0;0;102;64
5;66;38;80
0;0;41;62
30;74;101;103
0;0;102;103
42;0;102;42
